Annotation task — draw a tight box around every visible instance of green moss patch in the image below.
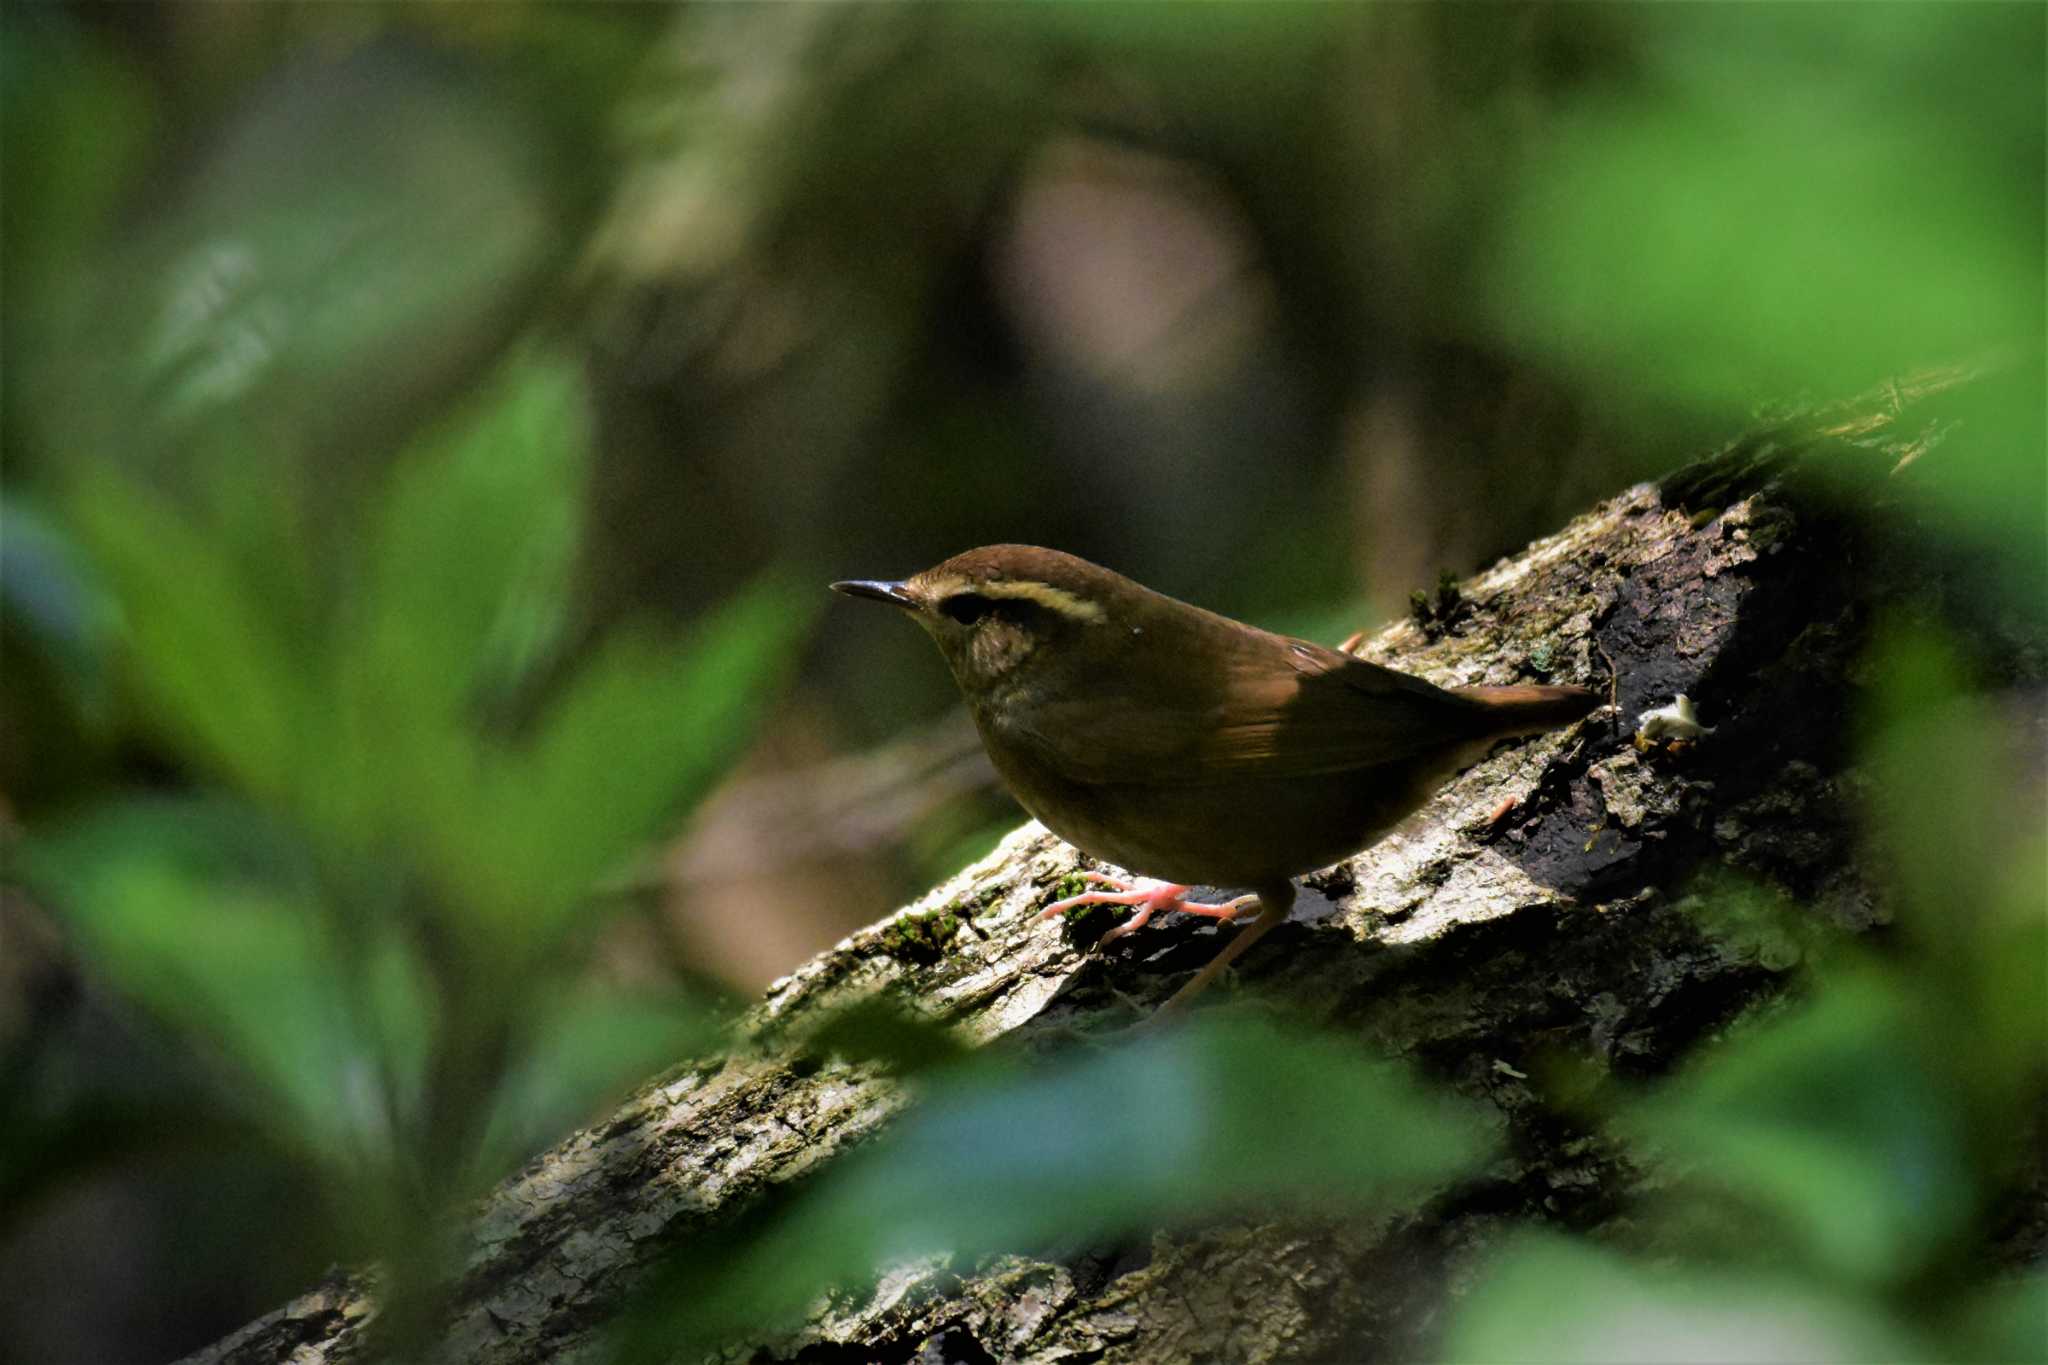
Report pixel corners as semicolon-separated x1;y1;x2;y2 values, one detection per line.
878;908;961;965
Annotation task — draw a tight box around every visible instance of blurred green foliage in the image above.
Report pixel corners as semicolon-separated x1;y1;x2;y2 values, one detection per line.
1449;626;2046;1361
1448;1235;1938;1364
1438;18;2046;1344
1481;3;2045;588
621;1013;1492;1357
17;352;811;1321
1485;5;2041;400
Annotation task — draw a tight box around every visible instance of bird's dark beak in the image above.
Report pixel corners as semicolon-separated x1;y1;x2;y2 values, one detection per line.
830;579;920;610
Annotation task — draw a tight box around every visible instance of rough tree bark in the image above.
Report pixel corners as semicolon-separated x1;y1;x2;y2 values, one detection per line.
186;367;2041;1365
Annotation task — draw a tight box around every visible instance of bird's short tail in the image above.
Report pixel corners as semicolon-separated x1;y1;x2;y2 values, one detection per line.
1452;683;1604;738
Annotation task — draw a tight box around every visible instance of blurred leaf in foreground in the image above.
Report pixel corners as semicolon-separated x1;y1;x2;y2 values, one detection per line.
1477;3;2047;596
23;797;431;1196
0;497;125;805
355;348;587;734
25;347;813;1300
1456;615;2045;1356
25;39;566;488
1444;1235;1926;1364
1483;5;2043;411
1860;626;2048;1067
477;986;728;1175
623;1015;1492;1354
1624;974;1976;1289
471;575;812;945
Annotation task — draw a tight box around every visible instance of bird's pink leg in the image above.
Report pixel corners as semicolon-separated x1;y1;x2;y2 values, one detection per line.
1157;883;1294;1013
1042;873;1257;944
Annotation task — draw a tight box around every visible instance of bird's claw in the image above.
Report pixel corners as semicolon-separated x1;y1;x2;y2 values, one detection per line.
1042;875;1256;944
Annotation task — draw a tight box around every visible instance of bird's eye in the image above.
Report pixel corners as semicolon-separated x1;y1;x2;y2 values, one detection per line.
939;593;1041;627
940;593;994;624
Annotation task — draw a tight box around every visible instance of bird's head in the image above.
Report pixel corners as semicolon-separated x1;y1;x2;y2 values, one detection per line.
831;544;1122;697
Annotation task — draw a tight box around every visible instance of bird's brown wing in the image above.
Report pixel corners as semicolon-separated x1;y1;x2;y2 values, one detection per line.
995;636;1499;786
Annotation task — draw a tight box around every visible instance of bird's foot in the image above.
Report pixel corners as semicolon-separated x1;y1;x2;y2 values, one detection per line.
1042;874;1257;944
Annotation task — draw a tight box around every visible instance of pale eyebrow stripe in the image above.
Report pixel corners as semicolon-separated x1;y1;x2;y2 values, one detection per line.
921;575;1106;623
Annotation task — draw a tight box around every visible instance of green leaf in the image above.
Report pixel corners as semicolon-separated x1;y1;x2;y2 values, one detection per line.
0;497;119;710
430;573;816;939
1624;975;1977;1288
48;50;560;461
1859;625;2048;1092
478;986;728;1169
64;478;313;802
632;1016;1491;1351
1480;5;2044;434
301;350;590;854
25;798;430;1169
1955;1276;2048;1364
358;349;587;727
1860;630;1996;925
1445;1236;1925;1364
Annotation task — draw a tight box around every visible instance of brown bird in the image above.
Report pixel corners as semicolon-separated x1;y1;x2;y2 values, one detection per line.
833;546;1598;1012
